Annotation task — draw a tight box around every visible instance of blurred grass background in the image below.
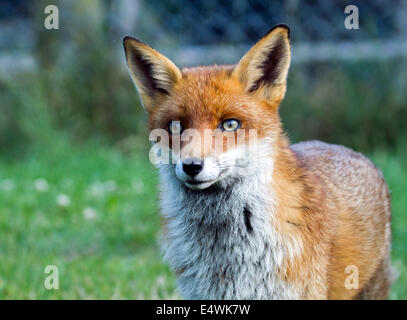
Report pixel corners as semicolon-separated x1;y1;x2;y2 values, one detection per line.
0;0;406;299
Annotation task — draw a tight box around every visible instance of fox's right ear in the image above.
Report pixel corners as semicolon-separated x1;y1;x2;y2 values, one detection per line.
123;36;182;111
232;25;291;105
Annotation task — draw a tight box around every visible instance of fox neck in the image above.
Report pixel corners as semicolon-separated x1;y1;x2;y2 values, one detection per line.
159;136;311;299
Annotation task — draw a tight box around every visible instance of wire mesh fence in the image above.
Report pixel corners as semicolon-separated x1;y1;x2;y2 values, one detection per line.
115;0;407;65
1;0;406;70
133;0;405;44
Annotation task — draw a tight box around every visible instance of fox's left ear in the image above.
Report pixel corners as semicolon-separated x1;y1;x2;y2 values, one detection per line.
123;36;182;111
232;24;291;104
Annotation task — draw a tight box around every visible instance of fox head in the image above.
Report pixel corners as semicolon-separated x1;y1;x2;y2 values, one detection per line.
123;25;291;190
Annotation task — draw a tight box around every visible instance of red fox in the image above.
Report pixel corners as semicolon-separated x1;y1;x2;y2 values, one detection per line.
123;24;392;299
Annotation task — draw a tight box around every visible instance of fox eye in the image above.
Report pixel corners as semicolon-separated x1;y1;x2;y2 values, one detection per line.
221;119;241;132
169;121;182;134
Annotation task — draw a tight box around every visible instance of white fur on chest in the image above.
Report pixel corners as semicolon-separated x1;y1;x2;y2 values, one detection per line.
159;168;300;299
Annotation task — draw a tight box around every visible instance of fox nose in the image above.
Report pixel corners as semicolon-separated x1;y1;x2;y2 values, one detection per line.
183;158;203;177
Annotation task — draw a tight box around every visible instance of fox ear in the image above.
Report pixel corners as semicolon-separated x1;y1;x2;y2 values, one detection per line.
123;36;182;111
233;25;291;103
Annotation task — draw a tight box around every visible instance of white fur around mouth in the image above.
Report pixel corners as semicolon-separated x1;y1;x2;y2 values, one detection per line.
184;180;217;190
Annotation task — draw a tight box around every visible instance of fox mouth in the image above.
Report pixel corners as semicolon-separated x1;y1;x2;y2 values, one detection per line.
181;168;232;190
184;179;217;190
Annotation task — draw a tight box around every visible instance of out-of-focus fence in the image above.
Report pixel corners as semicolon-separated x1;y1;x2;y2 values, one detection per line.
1;0;407;70
117;0;407;65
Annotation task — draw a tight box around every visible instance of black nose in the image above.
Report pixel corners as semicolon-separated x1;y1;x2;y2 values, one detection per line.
183;158;203;177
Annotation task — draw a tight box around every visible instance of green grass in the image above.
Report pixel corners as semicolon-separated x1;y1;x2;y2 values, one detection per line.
0;140;177;299
370;149;407;299
0;140;406;299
